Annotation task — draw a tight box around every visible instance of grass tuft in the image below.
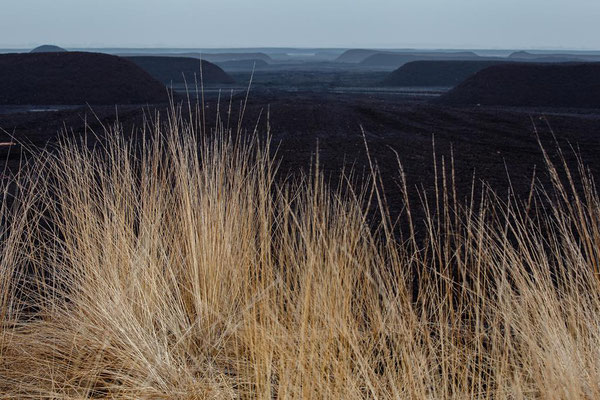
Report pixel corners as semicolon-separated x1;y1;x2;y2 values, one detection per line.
1;106;600;398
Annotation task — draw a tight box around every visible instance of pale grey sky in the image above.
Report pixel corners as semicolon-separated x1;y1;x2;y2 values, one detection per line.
1;0;599;49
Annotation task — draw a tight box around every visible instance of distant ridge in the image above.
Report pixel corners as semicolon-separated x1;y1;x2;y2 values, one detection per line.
360;52;484;68
199;53;272;63
145;52;273;63
509;51;539;59
437;63;600;108
381;60;508;87
30;44;67;53
215;59;270;70
126;56;235;84
508;51;587;62
115;52;273;64
335;49;388;63
0;52;169;105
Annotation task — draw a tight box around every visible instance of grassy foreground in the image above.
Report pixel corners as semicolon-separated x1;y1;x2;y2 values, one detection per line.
1;108;600;399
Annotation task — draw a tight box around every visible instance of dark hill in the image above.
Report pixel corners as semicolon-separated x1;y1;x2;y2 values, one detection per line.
437;63;600;108
335;49;390;63
30;44;67;53
382;60;508;87
360;52;483;68
0;52;169;105
126;56;234;84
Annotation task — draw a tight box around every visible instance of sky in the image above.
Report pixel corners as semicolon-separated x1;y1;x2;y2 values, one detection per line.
1;0;600;49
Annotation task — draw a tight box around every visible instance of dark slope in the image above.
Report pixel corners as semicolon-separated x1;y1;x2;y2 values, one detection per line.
126;56;234;84
382;60;508;87
0;52;169;105
30;45;67;53
360;52;484;68
438;63;600;108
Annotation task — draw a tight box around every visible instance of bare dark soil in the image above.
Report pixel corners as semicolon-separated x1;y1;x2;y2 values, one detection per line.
2;90;600;229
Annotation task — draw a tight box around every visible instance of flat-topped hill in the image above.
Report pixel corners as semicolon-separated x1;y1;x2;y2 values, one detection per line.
126;56;234;84
382;60;508;87
360;51;483;68
30;44;67;53
509;51;600;62
335;49;387;63
437;63;600;108
0;52;169;105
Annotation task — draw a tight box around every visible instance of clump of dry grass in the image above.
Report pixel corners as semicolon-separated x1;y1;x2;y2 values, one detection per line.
1;105;600;399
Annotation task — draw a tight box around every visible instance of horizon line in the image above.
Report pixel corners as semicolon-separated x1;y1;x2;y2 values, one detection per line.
2;45;600;52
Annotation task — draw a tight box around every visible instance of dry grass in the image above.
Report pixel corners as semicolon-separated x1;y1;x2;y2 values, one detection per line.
1;105;600;399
